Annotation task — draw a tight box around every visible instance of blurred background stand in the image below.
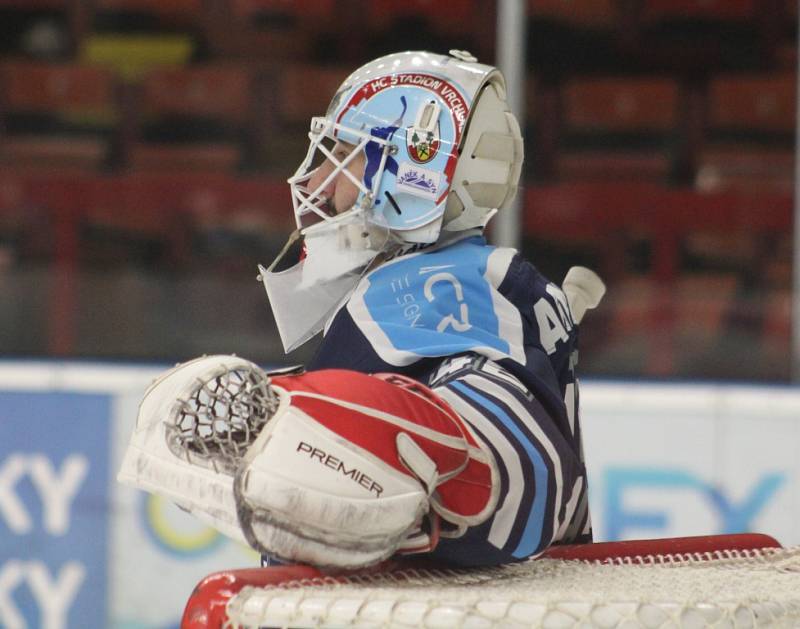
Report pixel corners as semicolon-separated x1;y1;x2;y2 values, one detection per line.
0;0;796;382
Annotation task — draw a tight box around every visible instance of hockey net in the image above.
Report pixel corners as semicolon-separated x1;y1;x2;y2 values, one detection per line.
182;534;800;628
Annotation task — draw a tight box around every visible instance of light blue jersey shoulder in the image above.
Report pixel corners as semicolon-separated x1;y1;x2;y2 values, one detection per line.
346;236;526;367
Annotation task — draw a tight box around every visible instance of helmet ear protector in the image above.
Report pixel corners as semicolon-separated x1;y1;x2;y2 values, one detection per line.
443;76;524;235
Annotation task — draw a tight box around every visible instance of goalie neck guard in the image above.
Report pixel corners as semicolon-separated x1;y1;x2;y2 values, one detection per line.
261;50;523;354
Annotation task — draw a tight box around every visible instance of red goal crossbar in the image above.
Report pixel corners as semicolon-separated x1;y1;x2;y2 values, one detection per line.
180;533;782;629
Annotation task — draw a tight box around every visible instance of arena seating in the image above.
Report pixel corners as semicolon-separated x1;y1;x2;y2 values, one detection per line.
697;72;796;192
554;75;681;182
0;0;794;376
125;64;256;172
0;60;120;171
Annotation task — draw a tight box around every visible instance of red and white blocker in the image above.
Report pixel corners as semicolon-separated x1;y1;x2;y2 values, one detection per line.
235;369;500;569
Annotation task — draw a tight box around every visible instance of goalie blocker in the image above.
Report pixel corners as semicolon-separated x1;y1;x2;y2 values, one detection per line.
119;355;498;569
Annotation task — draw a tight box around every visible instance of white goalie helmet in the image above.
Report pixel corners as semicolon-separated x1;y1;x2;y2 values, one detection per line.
261;50;524;353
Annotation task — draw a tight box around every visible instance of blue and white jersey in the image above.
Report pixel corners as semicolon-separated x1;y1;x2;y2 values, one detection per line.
311;235;579;436
309;235;591;565
428;354;590;566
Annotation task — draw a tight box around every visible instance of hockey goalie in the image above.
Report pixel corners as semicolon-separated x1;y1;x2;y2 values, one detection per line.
118;50;605;570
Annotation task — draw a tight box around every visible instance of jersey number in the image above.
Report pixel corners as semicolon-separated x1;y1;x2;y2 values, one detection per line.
423;272;471;333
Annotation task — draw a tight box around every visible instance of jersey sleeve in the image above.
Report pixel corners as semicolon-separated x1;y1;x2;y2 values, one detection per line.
426;353;591;567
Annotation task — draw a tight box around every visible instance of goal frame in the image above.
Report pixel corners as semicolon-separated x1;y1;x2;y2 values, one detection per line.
180;532;783;629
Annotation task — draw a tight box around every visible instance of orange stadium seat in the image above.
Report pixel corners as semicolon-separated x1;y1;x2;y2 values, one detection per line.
696;73;796;193
592;274;656;374
0;61;120;171
125;64;255;172
556;76;681;182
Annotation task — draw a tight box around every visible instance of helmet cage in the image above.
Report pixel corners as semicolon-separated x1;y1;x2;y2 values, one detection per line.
288;116;393;234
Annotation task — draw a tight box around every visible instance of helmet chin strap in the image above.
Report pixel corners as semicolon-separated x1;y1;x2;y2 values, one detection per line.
264;229;302;274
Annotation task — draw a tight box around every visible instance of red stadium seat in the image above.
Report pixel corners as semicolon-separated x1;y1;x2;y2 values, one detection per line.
563;76;679;131
708;74;795;133
696;73;795;192
0;0;67;5
639;0;756;22
138;65;252;121
556;76;681;182
89;0;206;41
93;0;202;15
218;0;335;61
366;0;478;37
763;288;791;344
636;0;764;73
675;273;738;336
231;0;335;21
0;61;120;171
125;64;255;172
277;64;350;126
80;172;291;270
254;64;350;173
528;0;619;27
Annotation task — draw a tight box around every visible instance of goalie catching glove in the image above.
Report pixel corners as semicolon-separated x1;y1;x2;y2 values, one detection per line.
118;355;499;569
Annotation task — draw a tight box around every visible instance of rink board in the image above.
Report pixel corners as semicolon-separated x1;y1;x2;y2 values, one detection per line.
0;360;797;629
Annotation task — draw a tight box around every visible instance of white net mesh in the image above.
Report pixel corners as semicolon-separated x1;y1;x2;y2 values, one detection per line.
224;546;800;628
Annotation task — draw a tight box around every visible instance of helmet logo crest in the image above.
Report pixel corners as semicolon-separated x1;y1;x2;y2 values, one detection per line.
407;126;440;163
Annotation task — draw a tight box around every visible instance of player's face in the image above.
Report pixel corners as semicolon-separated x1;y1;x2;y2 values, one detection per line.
307;141;366;216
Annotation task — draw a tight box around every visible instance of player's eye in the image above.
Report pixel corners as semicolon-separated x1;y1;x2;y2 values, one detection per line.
334;148;350;160
310;137;337;171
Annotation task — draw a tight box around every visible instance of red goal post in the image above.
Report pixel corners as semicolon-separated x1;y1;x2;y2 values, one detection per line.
180;533;797;628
